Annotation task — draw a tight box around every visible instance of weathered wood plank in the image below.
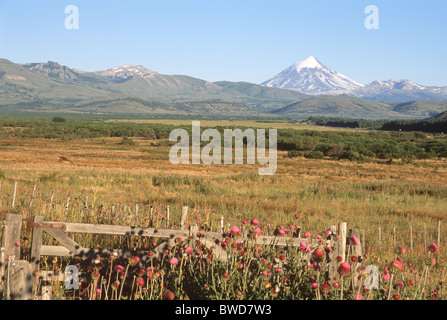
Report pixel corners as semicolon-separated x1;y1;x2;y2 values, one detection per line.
180;206;189;230
43;228;86;256
62;223;191;238
337;222;347;262
2;214;22;259
9;259;33;300
30;216;44;271
11;182;17;209
349;228;363;293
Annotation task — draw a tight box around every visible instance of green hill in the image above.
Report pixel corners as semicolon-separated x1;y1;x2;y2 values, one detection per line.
391;100;447;118
1;58;446;119
271;96;406;119
429;110;447;120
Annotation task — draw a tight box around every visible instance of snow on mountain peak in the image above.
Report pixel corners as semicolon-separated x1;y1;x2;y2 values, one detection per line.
293;56;323;71
95;64;156;80
261;56;364;94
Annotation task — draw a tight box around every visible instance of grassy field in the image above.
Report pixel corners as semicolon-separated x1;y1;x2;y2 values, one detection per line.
1;135;446;248
106;119;368;131
1;122;447;300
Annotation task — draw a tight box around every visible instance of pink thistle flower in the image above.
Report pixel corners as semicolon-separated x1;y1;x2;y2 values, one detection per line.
395;282;405;289
170;257;179;266
185;247;193;254
252;219;259;226
351;236;359;245
115;265;124;272
253;227;261;235
354;295;364;300
312;248;326;262
431;257;436;266
338;262;351;277
428;243;438;253
231;226;240;234
15;241;21;247
390;260;405;272
129;256;140;266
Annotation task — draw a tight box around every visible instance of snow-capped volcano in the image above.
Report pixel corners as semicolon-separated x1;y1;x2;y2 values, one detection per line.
94;65;157;80
261;56;364;95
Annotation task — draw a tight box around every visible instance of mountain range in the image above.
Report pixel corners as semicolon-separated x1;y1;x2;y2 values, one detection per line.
0;57;446;119
262;56;447;103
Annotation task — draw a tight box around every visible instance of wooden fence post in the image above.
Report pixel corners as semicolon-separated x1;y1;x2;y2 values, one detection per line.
1;214;34;300
48;189;55;214
30;216;45;271
180;206;189;230
2;214;22;259
12;182;17;209
83;196;88;213
29;185;37;209
166;206;170;228
348;228;363;294
393;227;397;250
41;285;53;300
150;206;154;227
337;222;347;262
8;257;33;300
64;194;70;215
327;225;337;282
0;247;5;296
219;216;224;233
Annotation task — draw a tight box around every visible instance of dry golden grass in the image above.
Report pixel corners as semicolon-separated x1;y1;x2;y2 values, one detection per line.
0;136;446;257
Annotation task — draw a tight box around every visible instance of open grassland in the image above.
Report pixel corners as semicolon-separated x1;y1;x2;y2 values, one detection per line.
106;119;368;132
1;136;446;250
1;130;447;300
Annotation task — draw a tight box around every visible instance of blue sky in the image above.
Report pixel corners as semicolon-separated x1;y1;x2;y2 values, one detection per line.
0;0;446;86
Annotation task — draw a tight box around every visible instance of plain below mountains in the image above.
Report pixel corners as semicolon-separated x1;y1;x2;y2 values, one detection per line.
0;58;446;119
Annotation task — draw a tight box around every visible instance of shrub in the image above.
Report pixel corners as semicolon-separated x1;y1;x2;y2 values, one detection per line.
304;151;325;159
120;136;136;145
287;150;303;158
52;116;67;123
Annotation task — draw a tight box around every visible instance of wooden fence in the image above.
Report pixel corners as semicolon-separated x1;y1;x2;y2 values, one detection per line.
1;207;365;300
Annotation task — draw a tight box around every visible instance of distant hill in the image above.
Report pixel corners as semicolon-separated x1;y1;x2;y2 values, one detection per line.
429;110;447;120
391;100;447;118
271;96;405;119
1;58;447;119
